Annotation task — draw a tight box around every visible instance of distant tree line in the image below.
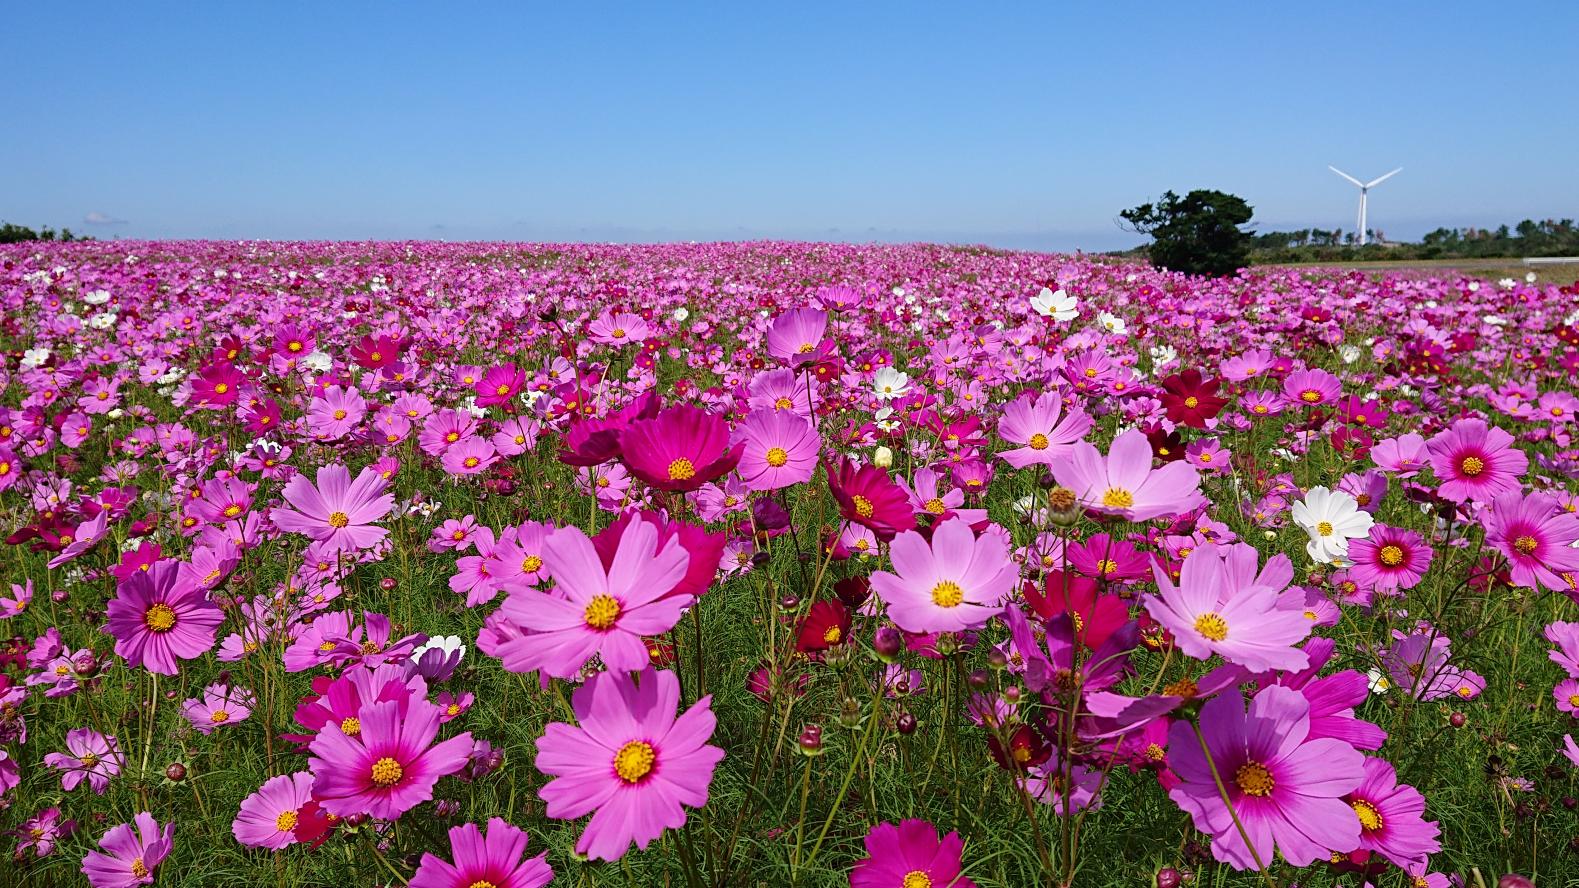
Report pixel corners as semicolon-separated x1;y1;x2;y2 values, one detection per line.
0;221;89;244
1247;218;1579;262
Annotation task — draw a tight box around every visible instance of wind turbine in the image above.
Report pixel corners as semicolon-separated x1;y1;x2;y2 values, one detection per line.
1328;166;1402;246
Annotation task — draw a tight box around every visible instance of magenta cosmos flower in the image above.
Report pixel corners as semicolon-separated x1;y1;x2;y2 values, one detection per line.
1348;524;1433;593
271;463;396;552
1425;418;1528;503
733;408;820;491
619;404;743;493
764;307;830;366
80;812;172;888
870;518;1017;634
1051;428;1204;522
1143;542;1311;672
1282;368;1342;407
44;728;124;794
499;519;690;678
411;818;553;888
1484;491;1579;592
1168;686;1365;870
104;560;223;675
850;819;976;888
1341;756;1441;868
535;668;723;862
232;771;316;849
996;390;1093;468
826;456;917;540
307;696;473;820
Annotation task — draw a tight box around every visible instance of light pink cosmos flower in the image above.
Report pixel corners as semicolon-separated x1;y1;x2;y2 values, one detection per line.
1051;428;1205;521
44;729;125;795
732;408;819;491
104;560;224;676
996;390;1093;468
232;772;316;850
870;517;1017;634
271;463;396;552
535;668;723;862
307;696;473;820
498;519;690;678
80;812;172;888
1143;542;1311;672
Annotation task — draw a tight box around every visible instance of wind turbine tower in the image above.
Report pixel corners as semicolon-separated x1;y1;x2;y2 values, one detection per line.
1328;166;1402;246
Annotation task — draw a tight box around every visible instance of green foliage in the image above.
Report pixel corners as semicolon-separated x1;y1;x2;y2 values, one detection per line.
1247;218;1579;263
0;221;86;243
1119;190;1254;278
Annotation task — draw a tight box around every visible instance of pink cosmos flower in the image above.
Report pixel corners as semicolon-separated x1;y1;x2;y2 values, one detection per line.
870;518;1017;634
733;408;819;491
764;307;830;366
1341;756;1441;868
996;390;1093;468
498;519;690;678
588;310;653;346
1381;630;1485;701
1168;686;1365;870
1348;524;1433;593
410;818;554;888
305;385;367;441
181;683;255;734
80;812;172;888
44;728;125;794
14;806;74;858
232;772;316;849
104;560;224;675
1051;428;1205;522
1425;418;1528;503
1484;491;1579;592
620;405;743;493
271;463;396;552
850;819;976;888
1546;621;1579;677
475;364;527;407
307;696;473;820
442;437;499;476
1370;433;1429;476
1143;542;1311;672
1282;368;1342;407
535;668;723;862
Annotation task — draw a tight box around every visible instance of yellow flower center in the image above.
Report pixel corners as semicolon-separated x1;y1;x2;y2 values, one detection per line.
931;580;965;608
210;709;230;723
447;703;461;717
774;397;793;409
611;328;626;338
370;757;404;786
1096;559;1119;575
340;717;361;736
131;858;149;878
224;504;242;518
446;431;460;443
667;458;697;481
1379;545;1405;566
765;447;789;468
851;495;874;518
275;809;299;832
584;594;621;630
1028;433;1049;450
1352;799;1383;831
1513;535;1538;555
1164;677;1199;698
1194;612;1228;641
614;740;656;782
214;383;229;394
496;384;511;396
333;409;347;420
1460;455;1485;476
1101;487;1134;509
144;603;177;632
1316;521;1334;537
902;872;932;888
1144;743;1166;762
522;554;543;573
327;511;350;528
823;625;842;644
1300;389;1320;403
924;498;947;515
1184;396;1199;408
1235;761;1275;797
468;882;499;888
464;457;479;468
80;753;100;768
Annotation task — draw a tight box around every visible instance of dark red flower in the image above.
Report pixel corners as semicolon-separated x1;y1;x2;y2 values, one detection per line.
824;456;916;541
1157;369;1227;429
796;600;851;653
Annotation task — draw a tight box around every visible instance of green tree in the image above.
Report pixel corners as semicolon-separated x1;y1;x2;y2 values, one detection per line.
1119;189;1254;277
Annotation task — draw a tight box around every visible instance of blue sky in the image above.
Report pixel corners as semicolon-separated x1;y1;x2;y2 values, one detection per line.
4;2;1575;250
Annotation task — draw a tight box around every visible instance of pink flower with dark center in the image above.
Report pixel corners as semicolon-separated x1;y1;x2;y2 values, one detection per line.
1340;756;1441;868
1484;491;1579;592
271;463;396;552
104;560;223;675
619;405;742;493
1425;418;1528;503
535;668;722;862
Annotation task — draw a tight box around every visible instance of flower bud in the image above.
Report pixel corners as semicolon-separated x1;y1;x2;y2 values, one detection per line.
873;446;894;468
895;712;918;735
380;577;397;592
1499;875;1534;888
872;626;903;662
797;724;824;756
1156;867;1183;888
165;762;187;782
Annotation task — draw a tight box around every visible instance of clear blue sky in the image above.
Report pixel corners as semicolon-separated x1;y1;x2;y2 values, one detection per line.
4;2;1575;250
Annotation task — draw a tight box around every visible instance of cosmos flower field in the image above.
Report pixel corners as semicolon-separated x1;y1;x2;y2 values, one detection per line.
2;241;1578;888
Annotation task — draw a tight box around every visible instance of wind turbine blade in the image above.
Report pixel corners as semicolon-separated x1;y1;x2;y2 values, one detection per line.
1328;166;1365;187
1364;167;1403;188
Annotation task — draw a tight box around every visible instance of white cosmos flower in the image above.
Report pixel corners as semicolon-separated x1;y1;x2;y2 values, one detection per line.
1497;278;1516;290
872;445;894;468
1096;312;1127;336
1149;345;1178;371
872;367;910;400
83;289;111;305
1290;486;1374;565
21;347;50;368
1338;344;1361;364
1367;668;1392;694
1525;271;1537;283
300;351;332;373
412;634;465;662
1029;287;1079;322
672;307;690;322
